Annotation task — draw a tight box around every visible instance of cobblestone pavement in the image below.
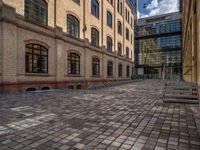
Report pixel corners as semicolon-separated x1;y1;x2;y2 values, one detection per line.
0;80;200;150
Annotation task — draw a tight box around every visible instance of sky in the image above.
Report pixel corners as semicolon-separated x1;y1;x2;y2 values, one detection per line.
138;0;180;18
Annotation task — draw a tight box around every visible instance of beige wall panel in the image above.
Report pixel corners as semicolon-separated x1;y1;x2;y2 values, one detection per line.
85;0;102;46
2;22;17;83
57;0;84;38
103;1;115;50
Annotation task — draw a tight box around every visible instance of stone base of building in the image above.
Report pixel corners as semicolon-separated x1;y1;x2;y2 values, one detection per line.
198;86;200;101
0;79;130;93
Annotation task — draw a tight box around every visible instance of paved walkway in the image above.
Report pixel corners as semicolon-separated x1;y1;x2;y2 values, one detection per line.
0;80;200;150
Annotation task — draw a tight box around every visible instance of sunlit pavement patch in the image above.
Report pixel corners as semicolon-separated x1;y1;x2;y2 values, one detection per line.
0;113;56;135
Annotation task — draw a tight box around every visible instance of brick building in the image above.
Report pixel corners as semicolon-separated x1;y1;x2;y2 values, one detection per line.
0;0;135;93
180;0;200;97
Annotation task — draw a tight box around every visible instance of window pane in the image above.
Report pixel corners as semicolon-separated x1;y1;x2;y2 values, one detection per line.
25;44;48;73
25;0;47;26
68;53;80;75
67;15;80;38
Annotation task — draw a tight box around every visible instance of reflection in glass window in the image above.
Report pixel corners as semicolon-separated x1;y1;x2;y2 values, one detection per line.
25;0;48;25
107;61;113;76
68;53;80;75
67;15;80;38
25;44;48;73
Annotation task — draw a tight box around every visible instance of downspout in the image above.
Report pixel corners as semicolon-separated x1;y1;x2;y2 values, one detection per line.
54;0;56;27
83;0;87;87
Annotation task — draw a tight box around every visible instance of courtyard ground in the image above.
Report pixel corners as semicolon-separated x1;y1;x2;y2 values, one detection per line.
0;79;200;150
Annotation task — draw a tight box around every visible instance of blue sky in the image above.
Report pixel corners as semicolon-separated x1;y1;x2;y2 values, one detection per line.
138;0;152;15
138;0;180;18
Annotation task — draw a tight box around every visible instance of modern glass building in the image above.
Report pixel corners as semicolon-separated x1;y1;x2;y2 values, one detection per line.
135;12;182;78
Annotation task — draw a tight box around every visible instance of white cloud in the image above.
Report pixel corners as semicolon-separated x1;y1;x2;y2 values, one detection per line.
139;0;179;18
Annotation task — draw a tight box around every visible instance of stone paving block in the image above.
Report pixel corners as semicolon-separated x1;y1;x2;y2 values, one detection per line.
59;145;70;150
0;80;199;150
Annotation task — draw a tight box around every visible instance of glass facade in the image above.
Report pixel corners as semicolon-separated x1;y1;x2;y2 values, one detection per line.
136;18;182;78
138;20;181;37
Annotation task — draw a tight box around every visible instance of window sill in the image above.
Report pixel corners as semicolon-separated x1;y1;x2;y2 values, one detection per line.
91;14;100;20
67;74;81;77
107;25;113;29
90;43;100;48
107;50;114;53
25;73;49;76
91;75;101;78
107;76;114;78
66;34;80;40
24;18;48;29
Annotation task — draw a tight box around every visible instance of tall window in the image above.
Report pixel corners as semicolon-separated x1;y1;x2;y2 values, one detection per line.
120;2;123;15
91;28;99;46
91;0;99;18
118;42;122;56
131;50;133;59
107;36;113;52
25;0;48;26
92;58;100;76
107;61;113;77
118;21;122;35
126;65;130;77
67;15;80;38
131;34;133;44
117;0;120;12
68;53;80;75
128;11;130;22
126;28;129;40
126;47;129;59
25;44;48;73
117;0;122;14
118;63;123;77
125;8;127;21
131;17;133;27
107;11;112;28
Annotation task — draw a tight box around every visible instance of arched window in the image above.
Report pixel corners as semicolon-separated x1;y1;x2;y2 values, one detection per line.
91;28;99;46
91;0;99;18
118;63;123;77
131;50;133;59
25;0;48;25
117;0;123;15
120;2;123;15
118;42;122;56
117;0;120;12
125;8;128;20
131;34;133;44
107;11;112;28
67;15;80;38
126;28;129;40
126;65;130;77
107;36;112;52
92;58;100;76
126;47;129;59
25;44;48;73
107;61;113;77
68;53;80;75
118;21;122;35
